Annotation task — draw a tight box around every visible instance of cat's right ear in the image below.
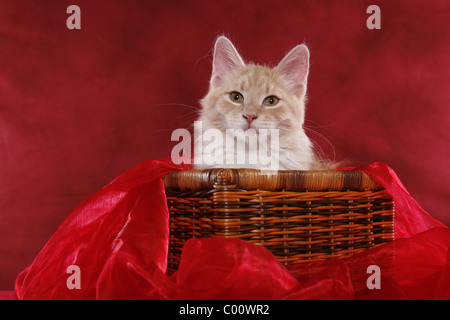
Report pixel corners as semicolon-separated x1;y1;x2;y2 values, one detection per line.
211;36;245;87
276;44;310;98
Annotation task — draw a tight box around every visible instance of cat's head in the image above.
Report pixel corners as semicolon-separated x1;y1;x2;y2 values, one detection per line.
200;36;310;134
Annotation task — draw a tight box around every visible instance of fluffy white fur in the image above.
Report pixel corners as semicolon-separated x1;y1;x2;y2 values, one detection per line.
194;36;326;170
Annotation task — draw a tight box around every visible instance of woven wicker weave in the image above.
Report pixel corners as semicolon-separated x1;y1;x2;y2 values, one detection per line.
163;169;394;269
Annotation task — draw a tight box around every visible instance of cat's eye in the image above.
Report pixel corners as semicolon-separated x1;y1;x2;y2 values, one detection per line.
263;96;279;106
229;92;244;103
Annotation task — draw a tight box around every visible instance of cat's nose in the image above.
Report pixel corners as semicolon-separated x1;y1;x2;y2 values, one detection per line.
243;114;258;127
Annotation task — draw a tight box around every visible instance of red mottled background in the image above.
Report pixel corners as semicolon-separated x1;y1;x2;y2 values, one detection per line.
0;0;449;290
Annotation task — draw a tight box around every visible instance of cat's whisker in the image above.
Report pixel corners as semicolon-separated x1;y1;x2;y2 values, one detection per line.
151;103;201;128
304;119;338;129
304;126;336;162
153;103;201;113
176;115;199;125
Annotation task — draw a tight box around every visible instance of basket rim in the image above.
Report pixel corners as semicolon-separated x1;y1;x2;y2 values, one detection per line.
163;168;383;192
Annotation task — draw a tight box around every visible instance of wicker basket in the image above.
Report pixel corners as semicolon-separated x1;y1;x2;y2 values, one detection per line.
163;169;394;269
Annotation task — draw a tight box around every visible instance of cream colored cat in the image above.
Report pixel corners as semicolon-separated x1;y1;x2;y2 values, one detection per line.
194;36;331;170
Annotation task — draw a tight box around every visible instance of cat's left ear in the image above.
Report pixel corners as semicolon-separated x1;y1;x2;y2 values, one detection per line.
276;44;310;97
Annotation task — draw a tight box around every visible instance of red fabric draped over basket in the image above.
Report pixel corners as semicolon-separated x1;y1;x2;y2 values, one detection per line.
14;158;449;299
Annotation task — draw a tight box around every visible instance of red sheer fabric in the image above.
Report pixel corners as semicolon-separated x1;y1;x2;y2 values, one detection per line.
15;159;449;299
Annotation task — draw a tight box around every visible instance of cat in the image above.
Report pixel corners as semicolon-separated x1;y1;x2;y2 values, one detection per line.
194;36;333;171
